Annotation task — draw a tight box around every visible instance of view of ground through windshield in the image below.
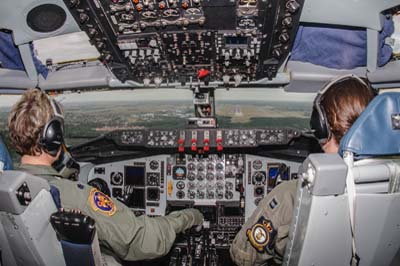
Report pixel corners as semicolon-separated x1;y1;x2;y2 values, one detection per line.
0;90;313;163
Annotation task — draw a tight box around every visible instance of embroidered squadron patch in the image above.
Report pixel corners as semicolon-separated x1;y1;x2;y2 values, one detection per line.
89;188;117;216
246;216;277;254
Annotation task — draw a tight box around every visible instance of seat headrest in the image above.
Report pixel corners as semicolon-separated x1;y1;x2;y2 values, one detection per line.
339;92;400;158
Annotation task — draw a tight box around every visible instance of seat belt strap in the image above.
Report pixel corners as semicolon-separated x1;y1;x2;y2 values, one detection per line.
344;152;360;266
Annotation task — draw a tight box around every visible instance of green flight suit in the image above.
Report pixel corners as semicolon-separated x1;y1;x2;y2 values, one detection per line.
230;180;298;266
18;164;203;261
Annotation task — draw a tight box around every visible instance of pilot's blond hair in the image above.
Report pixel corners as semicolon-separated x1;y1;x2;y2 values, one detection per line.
8;89;54;156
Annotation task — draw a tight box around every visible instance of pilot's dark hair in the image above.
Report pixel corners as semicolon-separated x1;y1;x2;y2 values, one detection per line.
320;77;375;144
8;89;63;156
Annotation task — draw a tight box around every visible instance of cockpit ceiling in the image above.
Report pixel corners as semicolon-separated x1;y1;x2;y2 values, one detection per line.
0;0;399;93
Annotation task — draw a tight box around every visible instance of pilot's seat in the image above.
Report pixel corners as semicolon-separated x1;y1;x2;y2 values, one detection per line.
283;92;400;266
0;171;103;266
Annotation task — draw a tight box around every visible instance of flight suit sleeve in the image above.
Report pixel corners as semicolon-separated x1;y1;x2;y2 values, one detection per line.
50;179;203;261
230;180;298;266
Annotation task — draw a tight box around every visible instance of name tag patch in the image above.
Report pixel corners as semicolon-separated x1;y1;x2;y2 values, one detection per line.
89;188;117;216
246;216;277;254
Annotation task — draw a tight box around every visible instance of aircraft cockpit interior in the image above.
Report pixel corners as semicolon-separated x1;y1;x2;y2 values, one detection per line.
0;1;400;266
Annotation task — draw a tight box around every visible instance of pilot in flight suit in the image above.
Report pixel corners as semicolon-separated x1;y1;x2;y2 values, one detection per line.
8;89;204;262
230;75;376;265
230;180;298;266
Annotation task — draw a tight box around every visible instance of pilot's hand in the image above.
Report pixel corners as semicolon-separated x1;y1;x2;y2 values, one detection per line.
181;208;204;226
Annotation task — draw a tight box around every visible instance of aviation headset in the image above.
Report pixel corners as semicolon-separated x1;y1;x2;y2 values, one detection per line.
39;96;65;156
310;74;368;144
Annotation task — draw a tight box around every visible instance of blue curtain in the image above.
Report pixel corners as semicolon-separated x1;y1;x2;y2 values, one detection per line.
0;31;48;78
291;17;394;69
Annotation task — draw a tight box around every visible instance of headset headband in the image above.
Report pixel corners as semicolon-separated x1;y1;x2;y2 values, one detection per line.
49;97;64;120
316;74;367;101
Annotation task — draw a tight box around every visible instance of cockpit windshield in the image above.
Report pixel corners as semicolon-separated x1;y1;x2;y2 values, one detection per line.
0;88;314;149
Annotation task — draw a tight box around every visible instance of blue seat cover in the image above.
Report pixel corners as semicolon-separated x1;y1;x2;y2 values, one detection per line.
339;92;400;158
0;136;13;170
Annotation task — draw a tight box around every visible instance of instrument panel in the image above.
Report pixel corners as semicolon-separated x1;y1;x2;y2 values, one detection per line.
85;152;299;264
108;127;301;150
79;127;302;265
86;153;300;219
63;0;304;85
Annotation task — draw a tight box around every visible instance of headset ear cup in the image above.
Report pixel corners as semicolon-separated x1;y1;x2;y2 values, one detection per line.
310;105;329;141
40;118;64;156
318;106;330;139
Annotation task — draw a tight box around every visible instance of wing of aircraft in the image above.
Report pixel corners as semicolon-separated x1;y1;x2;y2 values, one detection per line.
0;1;399;266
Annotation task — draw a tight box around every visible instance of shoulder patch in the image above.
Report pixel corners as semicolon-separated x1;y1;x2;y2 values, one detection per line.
89;188;117;216
269;197;279;210
77;183;84;190
246;216;277;254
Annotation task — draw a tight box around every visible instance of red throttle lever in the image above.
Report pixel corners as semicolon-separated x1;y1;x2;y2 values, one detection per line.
203;139;210;152
178;139;185;153
216;138;223;152
191;139;197;152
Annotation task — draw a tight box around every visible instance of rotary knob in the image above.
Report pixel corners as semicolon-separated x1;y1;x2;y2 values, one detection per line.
197;181;206;190
197;191;205;199
188;163;196;171
176;181;185;190
216;172;224;180
69;0;80;8
197;173;205;181
149;160;159;170
253;160;263;170
279;32;290;43
225;181;234;190
282;16;293;28
286;0;300;13
188;181;196;190
272;48;282;58
206;173;214;181
111;172;123;186
176;191;185;199
253;172;266;184
269;135;278;143
197;163;205;172
187;172;196;181
216;190;224;200
216;162;224;171
79;13;89;24
88;28;98;38
188;190;196;199
225;191;233;200
207;190;215;199
255;186;264;196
